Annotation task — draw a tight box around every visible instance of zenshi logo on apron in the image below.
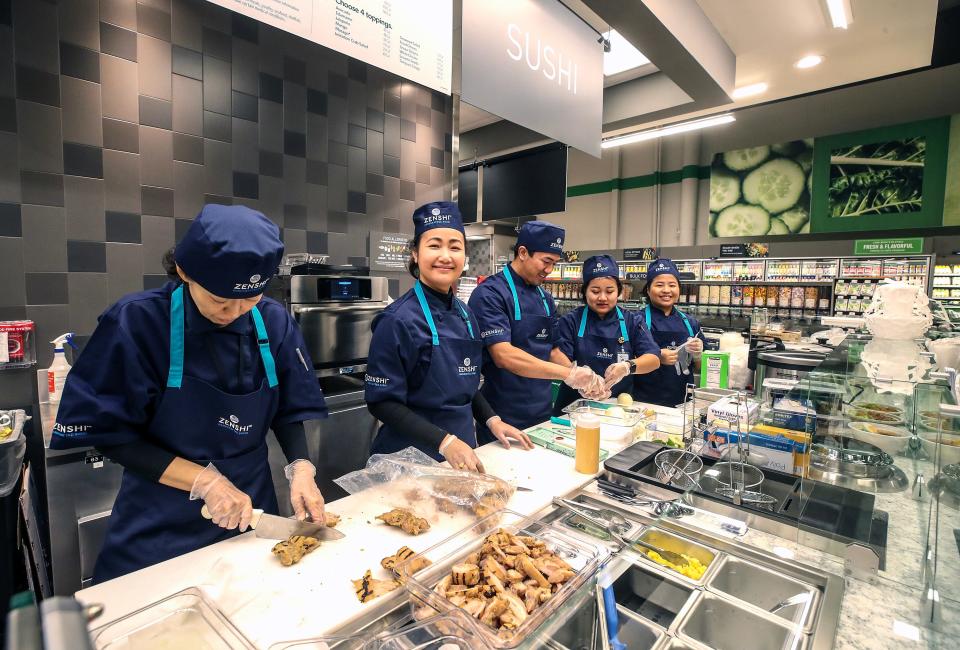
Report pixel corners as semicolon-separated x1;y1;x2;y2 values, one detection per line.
218;413;253;434
457;357;478;376
536;328;549;339
595;347;613;360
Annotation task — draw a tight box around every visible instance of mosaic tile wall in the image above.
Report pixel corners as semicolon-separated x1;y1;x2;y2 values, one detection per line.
0;0;453;375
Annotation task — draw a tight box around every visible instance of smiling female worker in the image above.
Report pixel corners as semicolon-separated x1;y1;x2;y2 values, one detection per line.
632;258;706;407
551;255;660;414
51;205;329;583
468;221;603;443
365;202;533;473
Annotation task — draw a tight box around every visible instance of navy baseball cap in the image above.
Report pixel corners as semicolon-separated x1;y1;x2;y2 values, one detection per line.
582;255;619;285
516;220;565;255
412;201;465;239
645;258;681;285
175;204;284;298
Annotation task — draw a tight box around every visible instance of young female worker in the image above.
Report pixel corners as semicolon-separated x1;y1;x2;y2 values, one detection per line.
365;202;533;473
51;205;329;582
632;258;706;406
551;255;660;414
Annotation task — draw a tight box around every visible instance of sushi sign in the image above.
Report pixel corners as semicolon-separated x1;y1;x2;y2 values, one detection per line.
854;238;923;255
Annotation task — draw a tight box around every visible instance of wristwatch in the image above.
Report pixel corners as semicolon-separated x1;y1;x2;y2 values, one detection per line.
627;359;637;373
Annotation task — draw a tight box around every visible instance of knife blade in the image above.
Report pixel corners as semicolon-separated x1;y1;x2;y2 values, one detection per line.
201;505;345;541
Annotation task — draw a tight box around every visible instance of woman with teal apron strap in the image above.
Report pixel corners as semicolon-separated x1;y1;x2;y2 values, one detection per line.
633;259;705;407
552;255;660;414
366;202;533;474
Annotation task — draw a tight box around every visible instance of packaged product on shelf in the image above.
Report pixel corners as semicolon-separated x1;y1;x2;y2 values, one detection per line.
790;286;804;309
836;297;848;312
753;286;766;306
686;285;697;304
709;285;721;305
719;285;731;305
743;285;754;306
730;285;743;306
778;285;791;307
699;285;710;304
804;287;818;309
819;291;831;311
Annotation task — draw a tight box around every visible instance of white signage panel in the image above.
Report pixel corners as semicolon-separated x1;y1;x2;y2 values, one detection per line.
207;0;452;94
462;0;603;157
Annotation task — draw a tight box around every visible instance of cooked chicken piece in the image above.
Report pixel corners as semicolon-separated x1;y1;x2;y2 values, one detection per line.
464;552;480;565
352;570;400;603
322;511;341;527
505;569;525;583
480;541;509;563
481;556;507;582
500;554;517;569
480;596;510;627
271;534;320;566
523;586;540;613
381;545;416;571
499;592;528;630
518;555;550;588
433;575;452;596
433;495;458;514
376;508;430;535
485;571;506;594
509;581;527;596
452;562;481;586
547;569;575;584
448;594;467;607
462;597;486;618
473;495;506;518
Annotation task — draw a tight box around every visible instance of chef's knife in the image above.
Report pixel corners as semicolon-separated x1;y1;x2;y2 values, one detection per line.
201;505;345;541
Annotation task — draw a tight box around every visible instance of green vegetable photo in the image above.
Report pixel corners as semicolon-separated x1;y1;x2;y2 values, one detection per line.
827;137;925;218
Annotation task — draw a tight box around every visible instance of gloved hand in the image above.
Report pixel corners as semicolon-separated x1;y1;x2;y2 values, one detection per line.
686;337;704;356
580;373;611;401
604;361;632;390
190;463;254;531
440;435;486;473
285;459;327;524
564;363;598;390
486;416;534;450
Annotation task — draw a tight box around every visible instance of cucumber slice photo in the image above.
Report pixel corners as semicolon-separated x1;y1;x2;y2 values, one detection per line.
714;204;771;237
742;158;806;213
779;207;809;233
709;212;718;237
799;221;811;234
709;171;741;212
723;145;770;171
767;217;790;235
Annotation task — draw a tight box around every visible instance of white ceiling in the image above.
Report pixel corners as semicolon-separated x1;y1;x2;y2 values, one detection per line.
459;102;502;133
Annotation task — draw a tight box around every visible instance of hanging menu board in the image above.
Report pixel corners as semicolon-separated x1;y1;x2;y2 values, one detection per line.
206;0;453;94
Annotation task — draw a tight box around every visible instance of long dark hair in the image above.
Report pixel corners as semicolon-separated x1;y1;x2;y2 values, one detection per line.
406;236;420;278
161;247;179;280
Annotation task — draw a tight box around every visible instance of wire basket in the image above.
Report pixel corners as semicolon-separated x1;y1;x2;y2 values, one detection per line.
654;449;703;490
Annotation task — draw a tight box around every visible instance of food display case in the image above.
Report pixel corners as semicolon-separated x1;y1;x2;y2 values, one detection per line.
832;256;930;316
932;262;960;317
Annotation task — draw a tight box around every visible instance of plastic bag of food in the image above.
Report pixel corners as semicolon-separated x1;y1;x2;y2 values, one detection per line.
1;410;29;497
335;447;516;519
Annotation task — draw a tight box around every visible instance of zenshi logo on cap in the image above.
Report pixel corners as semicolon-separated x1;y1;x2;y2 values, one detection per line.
233;273;269;292
549;236;563;250
422;206;451;226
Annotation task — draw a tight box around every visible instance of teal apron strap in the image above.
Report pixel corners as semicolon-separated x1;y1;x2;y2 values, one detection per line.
537;286;551;316
577;307;588;337
644;305;652;331
502;269;522;321
166;285;185;388
616;307;630;342
250;306;279;387
455;300;475;339
677;309;695;337
413;281;440;346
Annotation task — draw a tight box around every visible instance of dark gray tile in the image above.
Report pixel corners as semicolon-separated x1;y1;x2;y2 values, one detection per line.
347;191;365;214
347;145;365;191
105;210;141;243
327;95;348;142
17;100;62;173
138;33;172;100
100;22;138;62
141;185;174;216
172;45;202;80
103;149;141;213
284;228;306;253
307;88;327;115
231;116;258;173
106;242;145;302
100;0;137;29
260;150;283;178
64;175;105;241
21;171;64;206
366;108;384;133
328;71;347;98
348;123;366;149
173;132;203;163
68;272;108;334
306;231;326;254
0;132;20;203
283;130;306;157
431;91;445;112
327;164;346;211
327;139;349;168
444;131;452;152
59;0;100;51
284;56;305;85
0;97;16;133
25;272;68;304
202;26;231;61
61;77;102;147
259;72;282;103
0;202;21;236
13;0;58;73
283;81;306;131
139;95;173;129
400;180;415;202
231;12;258;43
401;118;417;142
306;159;326;185
203;110;231;141
231;38;258;94
0;238;24;306
203;55;231;114
416;104;432;127
416;163;430;185
258;98;282;151
103;118;139;153
384;155;400;178
173;160;204;219
384;92;400;117
284;204;306;229
231;90;257;121
233;171;258;199
136;3;171;41
327;210;347;233
59;42;100;83
63;143;104;179
366;173;384;196
366;130;383;174
431;146;444;169
139;126;173;188
15;65;59;106
172;74;202;135
383;114;400;157
203;139;231;195
383;218;400;233
170;0;202;49
347;59;365;83
174;217;191;240
101;54;139;122
67;240;106;272
142;274;168;290
21;205;66;272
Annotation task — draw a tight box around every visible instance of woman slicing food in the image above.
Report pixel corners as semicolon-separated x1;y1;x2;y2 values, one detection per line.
51;205;329;582
551;255;660;414
633;258;707;407
364;202;534;473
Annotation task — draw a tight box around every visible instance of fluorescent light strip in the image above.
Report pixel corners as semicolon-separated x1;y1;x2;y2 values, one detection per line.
826;0;852;29
732;82;768;99
601;114;736;149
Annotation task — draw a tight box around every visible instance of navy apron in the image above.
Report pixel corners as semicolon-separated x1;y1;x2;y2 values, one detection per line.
94;285;281;583
553;307;631;415
632;305;695;407
371;281;483;460
479;270;555;442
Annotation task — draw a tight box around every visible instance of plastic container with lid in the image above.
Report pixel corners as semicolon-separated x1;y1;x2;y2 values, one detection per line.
375;610;486;650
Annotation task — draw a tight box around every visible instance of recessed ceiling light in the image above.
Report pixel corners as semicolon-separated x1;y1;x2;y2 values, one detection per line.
826;0;852;29
795;55;824;69
732;82;768;99
603;29;650;76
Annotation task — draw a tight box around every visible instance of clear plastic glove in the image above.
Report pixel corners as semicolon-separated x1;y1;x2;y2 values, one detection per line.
190;463;254;532
486;416;534;450
563;363;597;390
440;435;486;473
686;337;704;356
603;361;632;390
580;373;611;401
284;459;326;524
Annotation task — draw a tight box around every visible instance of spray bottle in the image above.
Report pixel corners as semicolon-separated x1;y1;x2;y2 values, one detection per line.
47;333;76;404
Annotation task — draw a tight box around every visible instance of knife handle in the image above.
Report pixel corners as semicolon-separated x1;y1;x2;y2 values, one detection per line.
200;505;263;528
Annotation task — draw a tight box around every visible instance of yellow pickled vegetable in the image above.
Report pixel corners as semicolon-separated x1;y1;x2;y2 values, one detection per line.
645;550;708;580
